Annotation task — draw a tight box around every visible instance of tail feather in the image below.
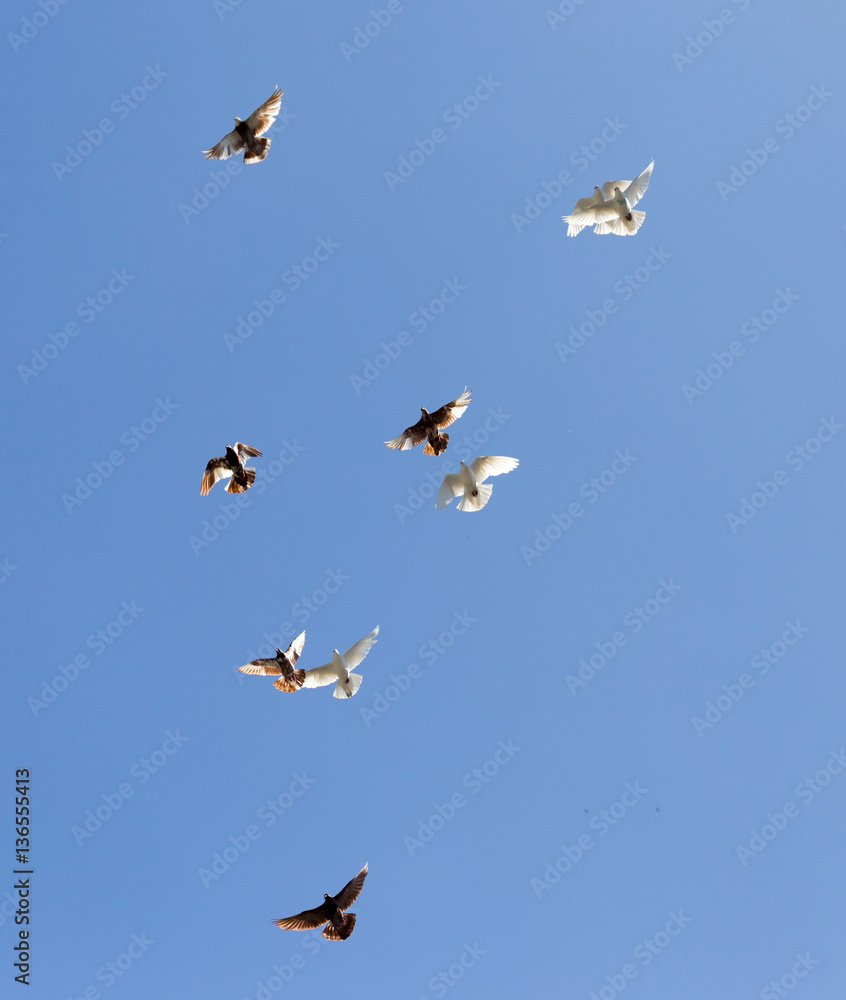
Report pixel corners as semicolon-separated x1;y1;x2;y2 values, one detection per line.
333;673;363;699
244;137;271;163
423;432;449;456
625;209;646;234
273;668;306;693
227;467;256;493
457;482;492;512
323;912;356;940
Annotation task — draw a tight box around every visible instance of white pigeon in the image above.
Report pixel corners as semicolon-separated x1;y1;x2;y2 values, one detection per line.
435;456;519;512
562;161;654;236
301;627;379;699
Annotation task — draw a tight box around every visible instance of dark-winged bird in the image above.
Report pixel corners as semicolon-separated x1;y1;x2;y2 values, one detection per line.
200;443;262;495
273;863;368;940
385;387;472;455
238;632;306;693
203;88;283;164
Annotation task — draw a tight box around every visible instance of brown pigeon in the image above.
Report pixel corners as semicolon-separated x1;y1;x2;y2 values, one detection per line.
238;632;306;693
203;88;283;164
385;387;472;455
273;863;368;940
200;443;262;495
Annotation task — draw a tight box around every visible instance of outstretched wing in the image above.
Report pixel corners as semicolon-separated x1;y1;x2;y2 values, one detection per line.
385;417;427;450
429;387;472;430
239;657;282;676
342;628;379;670
245;88;283;137
470;456;519;483
273;905;328;932
301;662;338;689
233;442;262;461
436;473;464;510
563;199;618;228
285;631;306;665
203;129;245;161
333;863;368;910
621;161;653;208
201;457;231;495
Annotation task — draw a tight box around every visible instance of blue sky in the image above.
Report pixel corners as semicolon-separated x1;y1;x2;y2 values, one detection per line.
3;0;846;997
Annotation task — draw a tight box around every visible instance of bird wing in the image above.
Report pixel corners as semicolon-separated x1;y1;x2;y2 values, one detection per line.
233;442;262;461
203;129;245;161
286;631;306;665
239;657;282;676
436;473;464;509
342;628;379;670
470;456;519;483
200;457;233;495
273;905;329;931
384;417;427;450
563;199;619;227
429;387;472;430
593;216;628;236
333;863;368;909
245;88;284;137
621;161;653;207
600;179;630;200
301;662;339;688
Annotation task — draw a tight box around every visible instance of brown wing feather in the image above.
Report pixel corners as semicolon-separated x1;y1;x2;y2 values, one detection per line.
200;457;229;495
385;418;427;450
287;631;306;664
203;129;245;161
233;442;262;459
430;387;472;430
246;88;283;137
333;863;368;910
239;658;282;676
273;905;328;932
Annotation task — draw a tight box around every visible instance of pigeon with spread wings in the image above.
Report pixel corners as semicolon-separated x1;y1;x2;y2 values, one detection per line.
238;631;306;693
385;387;472;456
301;627;379;699
436;456;519;512
273;863;368;940
200;443;262;496
562;161;654;236
203;88;283;164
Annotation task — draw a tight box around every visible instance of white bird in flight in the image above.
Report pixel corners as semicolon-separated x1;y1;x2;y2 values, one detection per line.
301;627;379;699
562;161;654;236
436;456;519;512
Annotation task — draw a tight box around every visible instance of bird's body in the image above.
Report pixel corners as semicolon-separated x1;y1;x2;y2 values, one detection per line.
273;863;368;941
385;388;472;456
204;88;283;164
302;627;379;699
200;442;262;495
436;456;519;512
562;161;654;236
239;632;306;693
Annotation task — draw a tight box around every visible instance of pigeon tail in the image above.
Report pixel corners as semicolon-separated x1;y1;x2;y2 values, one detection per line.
273;669;306;693
227;467;256;493
323;912;356;940
423;432;449;456
457;482;493;512
333;673;363;699
244;137;271;163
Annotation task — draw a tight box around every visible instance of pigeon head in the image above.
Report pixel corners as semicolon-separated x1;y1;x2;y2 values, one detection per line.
275;648;285;657
420;407;429;416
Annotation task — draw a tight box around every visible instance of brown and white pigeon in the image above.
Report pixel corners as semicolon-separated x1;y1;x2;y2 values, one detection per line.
384;387;472;456
273;863;368;940
238;632;306;693
203;88;283;164
200;443;262;495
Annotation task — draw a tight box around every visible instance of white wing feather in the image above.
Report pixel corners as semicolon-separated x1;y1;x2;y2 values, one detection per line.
469;456;519;483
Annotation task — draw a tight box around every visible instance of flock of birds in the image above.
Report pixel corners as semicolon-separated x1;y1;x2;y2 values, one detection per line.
198;87;655;941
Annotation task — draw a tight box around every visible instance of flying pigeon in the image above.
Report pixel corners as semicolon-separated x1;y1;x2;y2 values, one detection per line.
562;161;654;236
200;443;262;495
301;627;379;699
436;456;519;512
203;88;284;164
385;387;472;456
238;632;306;693
273;863;368;941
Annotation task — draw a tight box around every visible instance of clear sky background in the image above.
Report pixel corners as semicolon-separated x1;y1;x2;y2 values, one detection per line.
3;0;846;997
